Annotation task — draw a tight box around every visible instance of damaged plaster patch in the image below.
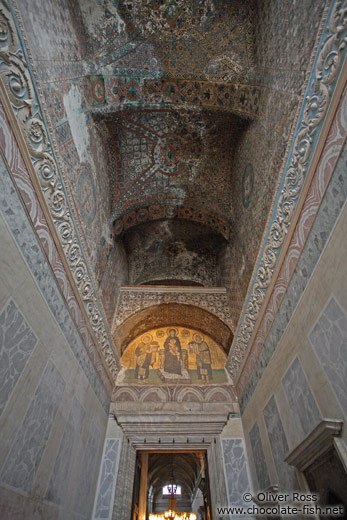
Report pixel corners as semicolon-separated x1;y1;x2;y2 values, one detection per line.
63;85;90;163
79;0;126;36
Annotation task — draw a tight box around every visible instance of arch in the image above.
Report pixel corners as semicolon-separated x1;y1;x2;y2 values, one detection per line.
205;387;232;403
176;387;203;403
113;387;137;402
141;387;167;403
113;302;233;356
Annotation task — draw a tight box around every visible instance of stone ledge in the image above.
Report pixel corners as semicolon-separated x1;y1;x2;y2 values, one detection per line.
285;419;343;472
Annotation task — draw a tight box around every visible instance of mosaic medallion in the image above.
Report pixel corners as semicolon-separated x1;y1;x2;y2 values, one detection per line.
154;135;186;176
241;163;254;208
76;165;97;225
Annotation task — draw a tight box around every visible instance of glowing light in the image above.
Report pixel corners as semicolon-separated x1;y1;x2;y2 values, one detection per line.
149;514;196;520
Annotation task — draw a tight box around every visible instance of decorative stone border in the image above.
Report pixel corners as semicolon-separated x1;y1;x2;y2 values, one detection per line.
0;1;118;380
227;0;347;380
113;286;234;331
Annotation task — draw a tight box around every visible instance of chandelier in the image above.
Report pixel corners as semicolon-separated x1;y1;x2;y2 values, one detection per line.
149;478;197;520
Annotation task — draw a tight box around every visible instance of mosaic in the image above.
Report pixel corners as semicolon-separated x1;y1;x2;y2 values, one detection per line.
103;77;263;117
237;90;347;406
119;326;227;385
118;0;255;82
241;163;254;209
80;0;255;84
114;287;234;331
123;220;226;286
114;302;233;356
2;0;336;394
227;0;347;379
0;1;119;381
76;164;97;226
105;109;248;227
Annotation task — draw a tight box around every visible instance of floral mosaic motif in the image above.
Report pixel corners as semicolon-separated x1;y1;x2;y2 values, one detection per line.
118;326;227;385
114;288;234;331
117;0;255;83
227;0;347;380
104;108;248;234
103;77;263;117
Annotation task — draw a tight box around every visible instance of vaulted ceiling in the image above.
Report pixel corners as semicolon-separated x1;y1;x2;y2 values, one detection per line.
86;0;258;294
148;452;205;511
11;0;329;381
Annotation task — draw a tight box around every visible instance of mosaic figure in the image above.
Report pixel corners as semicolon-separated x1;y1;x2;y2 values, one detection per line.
163;329;182;375
119;326;227;384
134;335;159;380
189;334;212;382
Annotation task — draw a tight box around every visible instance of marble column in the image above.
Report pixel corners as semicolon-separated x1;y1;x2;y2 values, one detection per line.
112;439;137;520
207;439;229;514
138;452;148;520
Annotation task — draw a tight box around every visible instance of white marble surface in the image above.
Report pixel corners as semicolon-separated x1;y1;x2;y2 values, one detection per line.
282;356;321;440
309;297;347;418
46;396;85;505
0;360;65;492
0;298;37;416
249;421;270;490
222;438;251;507
74;422;103;517
94;438;121;520
263;395;298;491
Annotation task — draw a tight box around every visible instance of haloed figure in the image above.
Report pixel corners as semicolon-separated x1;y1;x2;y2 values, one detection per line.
163;329;182;375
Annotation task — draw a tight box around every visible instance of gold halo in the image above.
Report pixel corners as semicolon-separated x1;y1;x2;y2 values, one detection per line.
166;327;178;336
193;333;203;343
141;334;153;344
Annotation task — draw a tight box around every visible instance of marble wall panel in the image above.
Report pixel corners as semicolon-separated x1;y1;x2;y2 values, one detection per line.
45;396;85;505
237;87;347;400
309;297;347;418
74;422;103;517
0;298;37;416
282;356;321;440
0;360;65;492
94;439;121;520
249;422;270;490
222;438;251;507
263;396;298;492
240;140;347;412
0;152;109;411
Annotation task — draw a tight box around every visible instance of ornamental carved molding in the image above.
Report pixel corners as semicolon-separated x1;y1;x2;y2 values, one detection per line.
227;0;347;379
113;286;234;332
112;383;238;405
0;0;118;380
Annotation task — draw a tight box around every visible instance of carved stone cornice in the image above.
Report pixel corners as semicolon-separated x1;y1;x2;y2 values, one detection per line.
0;0;118;380
227;0;347;380
113;285;234;332
285;419;343;472
112;410;230;449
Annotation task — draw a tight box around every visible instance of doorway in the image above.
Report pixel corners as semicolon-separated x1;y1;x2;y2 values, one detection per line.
131;450;212;520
